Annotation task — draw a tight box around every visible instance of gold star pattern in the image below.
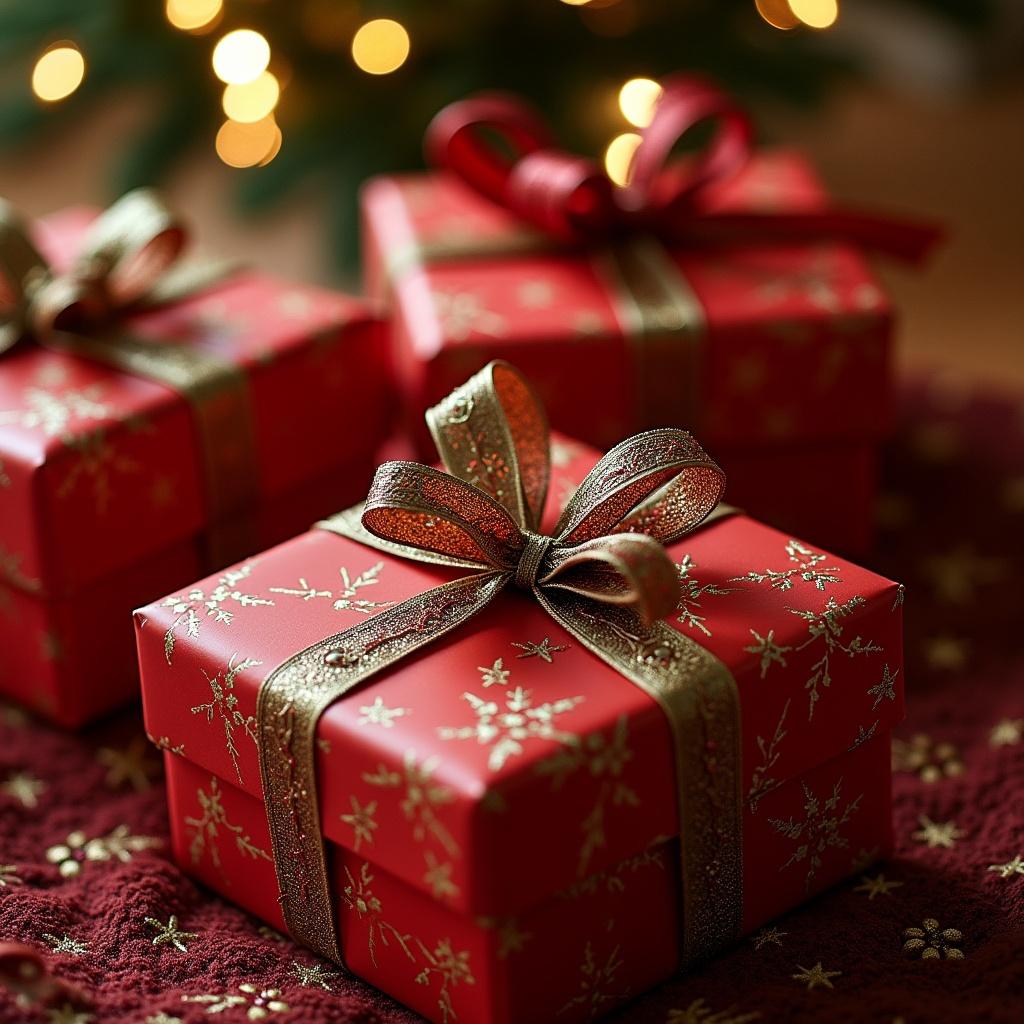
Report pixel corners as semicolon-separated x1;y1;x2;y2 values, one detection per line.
853;873;904;900
668;998;762;1023
989;718;1023;747
752;926;786;950
1;771;47;808
902;917;964;959
478;658;511;687
146;915;197;952
357;697;410;729
340;795;378;851
791;962;841;991
97;736;161;792
892;733;963;783
912;815;965;849
866;665;899;711
512;637;568;663
987;854;1024;880
923;635;970;672
423;851;460;901
42;933;89;956
921;545;1006;605
291;961;338;991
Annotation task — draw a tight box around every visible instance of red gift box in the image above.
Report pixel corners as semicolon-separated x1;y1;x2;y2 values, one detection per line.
362;79;937;555
0;194;392;726
138;369;904;1024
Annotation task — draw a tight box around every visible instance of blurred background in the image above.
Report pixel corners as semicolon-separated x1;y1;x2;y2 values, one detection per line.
0;0;1021;389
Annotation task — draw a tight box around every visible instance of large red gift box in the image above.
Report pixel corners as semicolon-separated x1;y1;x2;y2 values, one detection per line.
0;197;392;727
138;418;904;1023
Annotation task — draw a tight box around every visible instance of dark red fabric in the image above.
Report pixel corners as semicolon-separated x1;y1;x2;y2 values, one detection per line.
1;374;1023;1023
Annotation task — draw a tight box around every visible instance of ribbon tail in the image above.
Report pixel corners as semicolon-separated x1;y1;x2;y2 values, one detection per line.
257;570;510;963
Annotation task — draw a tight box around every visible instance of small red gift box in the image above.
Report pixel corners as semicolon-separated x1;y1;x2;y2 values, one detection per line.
0;193;392;726
138;364;904;1024
362;77;938;555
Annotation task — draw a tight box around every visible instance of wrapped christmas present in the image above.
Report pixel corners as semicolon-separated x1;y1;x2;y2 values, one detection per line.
0;190;392;726
362;75;941;553
138;361;904;1023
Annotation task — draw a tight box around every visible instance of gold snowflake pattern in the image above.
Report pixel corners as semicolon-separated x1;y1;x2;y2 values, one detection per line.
147;733;186;757
422;851;459;901
747;699;790;812
161;563;273;665
45;826;160;877
97;735;161;791
557;841;666;900
768;778;862;890
0;384;111;438
867;665;900;711
291;961;338;991
358;697;410;728
1;770;47;808
185;776;271;879
183;984;289;1019
41;933;89;956
432;288;506;340
269;563;392;614
791;962;841;990
414;937;476;1024
921;544;1006;605
732;539;842;593
146;915;197;952
0;864;24;887
437;686;584;772
55;429;138;515
559;937;626;1018
673;554;737;635
745;629;791;679
892;734;964;783
190;654;261;783
340;795;378;851
363;751;459;856
989;718;1022;747
478;658;510;687
853;873;903;899
848;721;879;752
475;916;531;959
668;998;762;1024
751;927;786;951
341;861;415;968
902;918;964;959
512;637;568;663
912;815;965;849
987;854;1024;880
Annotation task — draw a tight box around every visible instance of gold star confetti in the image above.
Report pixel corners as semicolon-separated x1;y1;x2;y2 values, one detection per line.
791;962;841;991
902;917;964;959
357;697;410;729
49;1006;94;1024
1;771;47;808
752;926;786;950
987;854;1024;880
921;545;1006;605
892;733;963;783
512;637;568;663
853;873;904;899
146;915;197;952
923;635;970;672
912;815;965;849
340;795;378;851
97;736;160;792
291;961;338;991
42;933;89;956
478;658;511;687
989;718;1023;747
667;998;762;1023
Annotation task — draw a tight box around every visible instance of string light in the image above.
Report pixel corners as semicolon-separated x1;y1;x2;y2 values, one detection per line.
212;29;270;85
222;71;280;123
618;78;662;128
604;132;641;187
215;115;280;167
788;0;839;29
31;43;85;102
165;0;222;33
351;19;410;75
754;0;799;29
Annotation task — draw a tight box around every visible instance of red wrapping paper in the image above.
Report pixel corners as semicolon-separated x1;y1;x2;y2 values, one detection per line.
362;151;893;553
0;206;393;726
138;434;905;1023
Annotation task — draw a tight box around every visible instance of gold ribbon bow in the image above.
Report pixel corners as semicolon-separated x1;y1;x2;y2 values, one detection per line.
258;361;743;968
0;190;258;554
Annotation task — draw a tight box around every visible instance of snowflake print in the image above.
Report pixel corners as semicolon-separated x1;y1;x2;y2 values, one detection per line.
866;664;899;710
184;776;271;878
269;562;392;614
54;429;138;515
432;288;506;340
190;654;261;783
0;384;111;439
559;938;626;1019
478;658;510;687
414;937;476;1024
358;697;410;728
675;554;737;635
341;861;415;968
731;539;842;593
745;629;791;679
41;933;89;956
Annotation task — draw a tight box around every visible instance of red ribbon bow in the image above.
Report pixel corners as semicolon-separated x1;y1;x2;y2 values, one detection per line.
426;74;941;263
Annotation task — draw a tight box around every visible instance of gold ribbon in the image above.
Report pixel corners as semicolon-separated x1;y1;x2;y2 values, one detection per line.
0;190;259;560
258;361;742;968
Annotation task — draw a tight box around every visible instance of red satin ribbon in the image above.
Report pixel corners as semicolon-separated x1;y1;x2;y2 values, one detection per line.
425;74;942;263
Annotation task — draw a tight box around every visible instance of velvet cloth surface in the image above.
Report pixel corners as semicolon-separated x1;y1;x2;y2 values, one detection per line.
1;373;1022;1024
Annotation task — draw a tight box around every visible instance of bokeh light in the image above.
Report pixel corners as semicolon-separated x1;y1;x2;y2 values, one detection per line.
31;44;86;103
215;115;280;167
618;78;662;128
788;0;839;29
212;29;271;85
754;0;800;29
165;0;223;33
351;19;410;75
222;71;280;123
604;132;641;187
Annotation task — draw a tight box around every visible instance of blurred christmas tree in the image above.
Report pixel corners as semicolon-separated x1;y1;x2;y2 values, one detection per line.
0;0;997;268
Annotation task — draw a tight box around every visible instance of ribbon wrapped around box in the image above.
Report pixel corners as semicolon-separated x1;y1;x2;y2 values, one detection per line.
362;74;941;553
0;191;391;725
140;362;906;1024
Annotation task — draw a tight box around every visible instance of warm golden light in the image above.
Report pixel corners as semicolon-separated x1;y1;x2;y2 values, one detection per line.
604;132;641;187
559;0;592;5
31;43;86;103
165;0;222;32
222;71;280;123
754;0;799;29
351;19;410;75
212;29;270;85
788;0;839;29
215;115;279;167
618;78;662;128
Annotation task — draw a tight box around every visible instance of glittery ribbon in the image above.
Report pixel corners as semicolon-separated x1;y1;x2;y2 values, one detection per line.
0;190;258;555
258;360;743;968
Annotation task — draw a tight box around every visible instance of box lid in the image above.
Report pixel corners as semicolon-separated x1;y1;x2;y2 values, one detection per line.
138;435;904;919
0;206;391;599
